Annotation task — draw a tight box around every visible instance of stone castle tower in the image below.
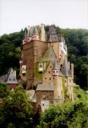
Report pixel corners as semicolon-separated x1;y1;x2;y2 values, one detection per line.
20;24;74;109
20;24;48;88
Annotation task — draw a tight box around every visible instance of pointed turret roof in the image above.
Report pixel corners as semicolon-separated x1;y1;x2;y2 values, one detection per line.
48;25;59;42
6;68;18;84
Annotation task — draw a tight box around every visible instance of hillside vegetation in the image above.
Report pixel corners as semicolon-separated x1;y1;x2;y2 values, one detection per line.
0;28;88;89
0;84;88;128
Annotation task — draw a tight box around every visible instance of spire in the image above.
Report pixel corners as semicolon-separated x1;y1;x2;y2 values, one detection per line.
32;26;39;40
34;26;39;35
48;25;58;42
30;27;34;37
40;24;46;41
27;25;30;36
6;68;18;84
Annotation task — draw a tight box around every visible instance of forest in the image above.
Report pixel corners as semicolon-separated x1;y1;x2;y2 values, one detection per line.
0;27;88;89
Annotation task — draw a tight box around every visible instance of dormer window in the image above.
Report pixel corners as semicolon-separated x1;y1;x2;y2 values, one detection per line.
21;65;26;74
38;63;44;72
9;78;11;81
53;69;59;76
13;78;16;81
23;73;26;76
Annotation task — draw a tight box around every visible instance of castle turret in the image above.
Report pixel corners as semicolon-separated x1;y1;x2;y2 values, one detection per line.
7;68;18;88
21;25;48;89
48;25;58;42
32;26;40;40
27;26;30;36
40;24;46;41
53;63;64;102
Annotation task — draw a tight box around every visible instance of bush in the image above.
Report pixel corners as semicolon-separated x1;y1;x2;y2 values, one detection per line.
38;100;88;128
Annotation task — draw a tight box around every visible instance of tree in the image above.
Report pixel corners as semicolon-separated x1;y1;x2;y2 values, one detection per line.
61;28;88;89
0;83;9;98
38;101;88;128
75;56;88;89
0;86;33;128
0;30;24;75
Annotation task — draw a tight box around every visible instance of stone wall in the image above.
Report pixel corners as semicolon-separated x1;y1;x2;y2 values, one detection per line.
33;40;48;62
22;42;34;89
53;76;64;101
43;62;53;85
36;90;54;105
22;40;48;89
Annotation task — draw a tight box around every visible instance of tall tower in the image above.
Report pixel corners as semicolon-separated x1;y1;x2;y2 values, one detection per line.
40;24;46;41
20;25;48;89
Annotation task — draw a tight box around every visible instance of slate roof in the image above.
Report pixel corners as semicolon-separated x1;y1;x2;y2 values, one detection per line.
6;68;18;84
39;46;57;64
0;68;18;85
36;84;54;91
48;25;59;42
61;59;72;76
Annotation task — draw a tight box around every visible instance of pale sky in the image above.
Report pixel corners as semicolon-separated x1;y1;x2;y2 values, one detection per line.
0;0;88;35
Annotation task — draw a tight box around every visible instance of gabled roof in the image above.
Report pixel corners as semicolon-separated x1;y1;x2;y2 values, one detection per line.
39;46;57;65
37;45;72;77
38;46;65;76
36;84;54;91
6;68;18;84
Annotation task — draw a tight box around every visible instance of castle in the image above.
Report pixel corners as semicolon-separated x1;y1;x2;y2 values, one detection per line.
20;24;74;111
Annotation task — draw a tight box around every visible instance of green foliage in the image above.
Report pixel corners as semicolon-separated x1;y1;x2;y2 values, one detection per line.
61;29;88;89
38;100;88;128
0;83;9;98
0;86;33;128
0;30;24;75
74;85;88;104
75;56;88;89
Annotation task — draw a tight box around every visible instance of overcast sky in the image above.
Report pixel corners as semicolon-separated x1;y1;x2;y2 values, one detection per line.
0;0;88;35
